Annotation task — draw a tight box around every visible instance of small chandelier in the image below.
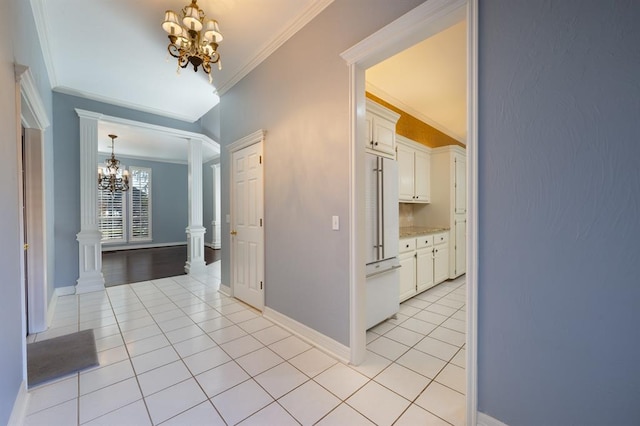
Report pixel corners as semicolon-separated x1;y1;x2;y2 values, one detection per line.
98;134;129;193
162;0;223;84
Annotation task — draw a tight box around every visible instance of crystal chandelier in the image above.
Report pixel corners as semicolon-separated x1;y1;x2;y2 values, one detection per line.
162;0;223;83
98;134;129;193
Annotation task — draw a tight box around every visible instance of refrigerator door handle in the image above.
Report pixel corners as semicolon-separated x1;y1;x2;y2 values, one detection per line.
377;156;384;261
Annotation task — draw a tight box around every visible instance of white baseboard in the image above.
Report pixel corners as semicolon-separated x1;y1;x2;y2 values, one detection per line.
8;381;29;426
478;412;509;426
46;286;76;326
263;307;351;364
205;242;214;249
102;241;186;252
218;284;231;297
213;243;221;249
56;286;76;296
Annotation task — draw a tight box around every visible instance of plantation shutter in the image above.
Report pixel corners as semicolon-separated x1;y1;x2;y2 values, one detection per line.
98;176;126;243
129;167;152;241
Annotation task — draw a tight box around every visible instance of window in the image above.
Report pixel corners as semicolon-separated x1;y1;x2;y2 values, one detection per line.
98;165;152;243
129;167;151;241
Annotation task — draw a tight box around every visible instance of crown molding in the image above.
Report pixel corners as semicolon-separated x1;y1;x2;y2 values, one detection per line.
29;0;57;88
227;129;266;152
217;0;334;95
366;82;466;144
57;86;212;124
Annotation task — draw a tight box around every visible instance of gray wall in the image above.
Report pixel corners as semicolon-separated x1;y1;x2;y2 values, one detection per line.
97;155;189;247
215;0;424;346
478;1;640;424
52;92;200;288
0;0;54;422
0;1;23;422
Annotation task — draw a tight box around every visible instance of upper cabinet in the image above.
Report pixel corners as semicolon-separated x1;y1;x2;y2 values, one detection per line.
366;100;400;159
454;154;466;214
396;135;431;203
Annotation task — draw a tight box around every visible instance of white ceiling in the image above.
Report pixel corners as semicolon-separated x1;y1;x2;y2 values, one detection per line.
31;0;465;161
366;19;467;143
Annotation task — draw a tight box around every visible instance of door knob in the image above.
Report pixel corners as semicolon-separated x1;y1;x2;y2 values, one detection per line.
230;230;237;236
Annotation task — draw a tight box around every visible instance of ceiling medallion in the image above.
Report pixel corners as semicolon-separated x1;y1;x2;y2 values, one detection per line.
162;0;223;83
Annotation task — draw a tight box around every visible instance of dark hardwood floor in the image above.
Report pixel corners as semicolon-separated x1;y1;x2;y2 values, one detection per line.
102;246;221;287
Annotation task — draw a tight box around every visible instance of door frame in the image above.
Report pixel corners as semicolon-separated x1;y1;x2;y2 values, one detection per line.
340;0;478;423
16;65;51;334
228;130;266;308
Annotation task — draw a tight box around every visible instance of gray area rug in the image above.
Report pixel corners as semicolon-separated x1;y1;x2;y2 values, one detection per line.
27;329;99;387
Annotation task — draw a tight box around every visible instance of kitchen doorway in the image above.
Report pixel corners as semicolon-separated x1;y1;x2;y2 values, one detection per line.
342;0;478;422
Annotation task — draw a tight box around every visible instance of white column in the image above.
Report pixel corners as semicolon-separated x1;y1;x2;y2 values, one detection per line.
75;110;105;293
212;163;221;249
185;138;207;275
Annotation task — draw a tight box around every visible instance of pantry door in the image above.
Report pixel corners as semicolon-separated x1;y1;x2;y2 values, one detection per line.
230;134;264;310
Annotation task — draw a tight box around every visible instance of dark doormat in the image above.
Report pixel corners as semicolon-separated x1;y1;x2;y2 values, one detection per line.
27;329;99;387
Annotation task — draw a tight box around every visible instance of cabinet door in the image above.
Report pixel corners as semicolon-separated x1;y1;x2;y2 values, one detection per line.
454;217;466;276
454;155;466;214
365;112;374;150
416;248;434;292
398;252;416;302
434;245;449;284
397;144;415;202
414;150;430;203
373;116;396;156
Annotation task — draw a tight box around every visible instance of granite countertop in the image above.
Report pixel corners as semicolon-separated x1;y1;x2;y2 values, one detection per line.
399;226;450;238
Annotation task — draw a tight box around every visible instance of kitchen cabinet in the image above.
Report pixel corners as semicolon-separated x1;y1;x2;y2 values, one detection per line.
399;232;449;302
397;135;431;203
366;99;400;159
399;238;417;302
423;146;466;278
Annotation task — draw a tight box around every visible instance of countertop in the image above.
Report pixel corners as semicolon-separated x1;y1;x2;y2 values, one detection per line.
399;226;450;238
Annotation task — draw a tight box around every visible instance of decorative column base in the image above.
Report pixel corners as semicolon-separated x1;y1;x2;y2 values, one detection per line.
76;229;105;294
185;226;207;275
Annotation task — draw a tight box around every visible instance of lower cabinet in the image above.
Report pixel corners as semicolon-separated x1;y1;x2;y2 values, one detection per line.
399;233;449;302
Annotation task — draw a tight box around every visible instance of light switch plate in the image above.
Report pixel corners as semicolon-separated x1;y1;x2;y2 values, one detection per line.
332;215;339;230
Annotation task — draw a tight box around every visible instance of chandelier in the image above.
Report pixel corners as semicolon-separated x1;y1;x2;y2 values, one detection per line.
162;0;223;83
98;134;129;193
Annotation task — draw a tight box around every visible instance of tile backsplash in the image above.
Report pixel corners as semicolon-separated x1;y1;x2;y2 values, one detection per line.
399;203;415;227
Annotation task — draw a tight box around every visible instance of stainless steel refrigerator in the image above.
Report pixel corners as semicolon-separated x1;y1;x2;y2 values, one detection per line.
365;152;400;329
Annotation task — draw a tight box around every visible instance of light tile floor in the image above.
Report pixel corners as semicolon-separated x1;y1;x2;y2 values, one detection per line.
24;262;466;425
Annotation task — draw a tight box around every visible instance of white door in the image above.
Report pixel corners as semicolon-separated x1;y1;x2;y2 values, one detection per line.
231;142;264;310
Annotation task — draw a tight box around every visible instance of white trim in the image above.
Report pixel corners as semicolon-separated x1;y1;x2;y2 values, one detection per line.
227;129;266;152
340;0;466;67
15;65;51;335
467;1;479;425
478;412;509;426
15;65;50;129
75;109;220;154
29;0;57;87
216;0;335;95
205;242;215;249
341;0;478;422
57;86;205;123
55;286;76;297
218;284;232;297
366;81;465;143
7;381;29;426
263;307;350;364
